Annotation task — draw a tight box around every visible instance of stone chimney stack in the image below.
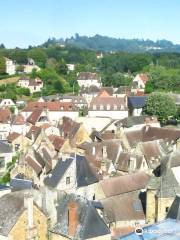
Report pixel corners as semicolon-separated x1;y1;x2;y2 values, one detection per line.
31;129;35;143
24;192;34;228
68;201;79;237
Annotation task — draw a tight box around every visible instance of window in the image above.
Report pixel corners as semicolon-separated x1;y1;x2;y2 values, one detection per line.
107;104;110;110
15;144;20;151
93;105;96;110
165;207;169;213
66;177;70;185
0;157;5;169
114;105;117;110
100;104;104;110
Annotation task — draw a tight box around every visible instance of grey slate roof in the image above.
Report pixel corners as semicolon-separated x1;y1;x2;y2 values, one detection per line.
0;184;10;191
44;158;73;188
0;141;12;153
128;96;147;109
10;178;33;192
115;116;145;128
50;194;110;239
44;155;98;188
76;155;99;187
150;168;180;198
0;191;25;236
166;195;180;220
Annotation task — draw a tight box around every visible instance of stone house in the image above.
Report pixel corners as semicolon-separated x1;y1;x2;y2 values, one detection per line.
0;191;48;240
4;57;16;75
77;72;102;88
50;193;111;240
21;100;79;124
146;151;180;224
44;154;99;200
131;73;149;94
11;113;27;135
17;76;43;93
0;108;11;140
88;90;128;119
0;141;13;176
128;96;147;116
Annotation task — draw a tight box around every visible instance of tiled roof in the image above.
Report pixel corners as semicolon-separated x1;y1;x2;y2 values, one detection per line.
101;191;145;223
12;114;25;125
0;108;11;123
128;96;147;108
100;172;150;197
7;132;21;142
48;135;65;151
138;73;149;84
89;95;127;111
26;125;41;141
50;194;110;239
77;72;100;81
25;156;42;175
125;126;180;147
0;141;12;153
23;101;75;112
26;109;43;125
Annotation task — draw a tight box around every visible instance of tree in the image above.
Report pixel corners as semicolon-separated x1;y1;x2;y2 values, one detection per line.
0;57;6;74
28;48;47;67
143;92;177;122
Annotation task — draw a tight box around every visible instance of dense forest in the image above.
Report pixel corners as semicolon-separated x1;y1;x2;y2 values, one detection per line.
42;34;180;53
0;37;180;100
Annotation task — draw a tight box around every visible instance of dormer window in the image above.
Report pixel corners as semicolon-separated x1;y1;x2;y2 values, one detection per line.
114;105;117;110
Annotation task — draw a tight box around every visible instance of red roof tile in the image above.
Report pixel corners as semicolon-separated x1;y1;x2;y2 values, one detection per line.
48;135;65;151
7;132;21;142
0;108;11;123
23;101;75;112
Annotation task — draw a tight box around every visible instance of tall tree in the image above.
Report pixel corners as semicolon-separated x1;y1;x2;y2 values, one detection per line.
143;92;177;122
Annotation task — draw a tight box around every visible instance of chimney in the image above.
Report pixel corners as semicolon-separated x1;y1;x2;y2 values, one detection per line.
24;192;34;228
102;145;108;159
92;146;96;155
68;201;79;237
31;129;35;143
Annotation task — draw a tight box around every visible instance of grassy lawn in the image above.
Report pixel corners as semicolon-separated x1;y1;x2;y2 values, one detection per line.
0;76;19;85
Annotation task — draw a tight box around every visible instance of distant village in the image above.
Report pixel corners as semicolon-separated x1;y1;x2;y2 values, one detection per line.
0;56;180;240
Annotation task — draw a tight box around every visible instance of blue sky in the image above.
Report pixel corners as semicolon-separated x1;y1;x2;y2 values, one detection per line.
1;0;180;48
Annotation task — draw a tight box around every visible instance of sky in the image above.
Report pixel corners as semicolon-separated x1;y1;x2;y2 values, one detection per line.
0;0;180;48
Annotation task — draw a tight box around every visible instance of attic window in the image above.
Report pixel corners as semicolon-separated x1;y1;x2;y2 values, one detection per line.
100;104;104;110
165;207;169;213
107;104;110;110
66;177;70;185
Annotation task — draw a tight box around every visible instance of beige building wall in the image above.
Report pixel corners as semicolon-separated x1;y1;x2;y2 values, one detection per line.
146;189;157;224
156;197;174;222
9;205;48;240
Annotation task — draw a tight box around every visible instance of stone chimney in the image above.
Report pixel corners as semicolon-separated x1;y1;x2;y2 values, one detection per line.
68;201;79;237
31;129;35;143
92;146;96;155
102;145;108;159
24;192;34;228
